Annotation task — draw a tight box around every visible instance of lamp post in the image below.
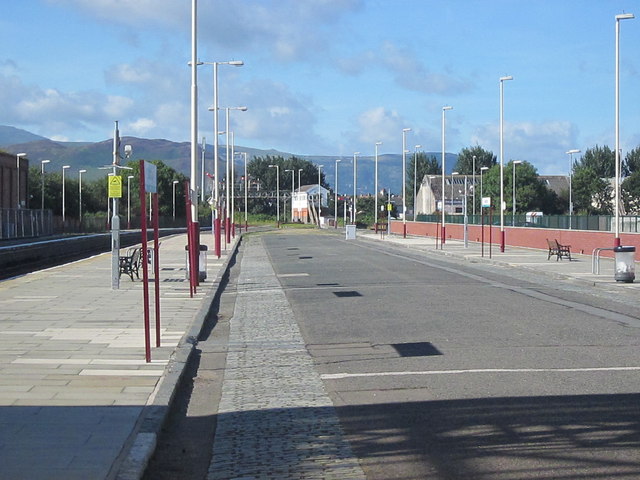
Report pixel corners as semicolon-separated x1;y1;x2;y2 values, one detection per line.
16;153;26;208
127;175;134;229
317;164;324;227
402;128;411;238
242;152;248;230
334;159;341;228
615;13;634;247
374;142;382;225
441;107;452;245
499;75;513;252
566;149;580;229
352;152;359;224
268;164;280;226
472;155;477;216
172;180;179;220
78;169;87;227
512;160;522;226
203;59;244;257
413;144;422;220
62;165;70;224
41;159;50;213
216;106;247;243
285;169;294;222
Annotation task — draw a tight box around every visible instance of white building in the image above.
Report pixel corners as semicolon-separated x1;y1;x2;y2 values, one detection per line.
292;184;330;223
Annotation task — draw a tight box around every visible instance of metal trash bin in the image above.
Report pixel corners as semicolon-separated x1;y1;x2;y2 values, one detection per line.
614;245;635;283
345;224;356;240
185;245;208;282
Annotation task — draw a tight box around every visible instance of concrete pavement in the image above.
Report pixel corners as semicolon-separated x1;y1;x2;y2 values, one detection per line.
0;232;238;480
359;231;640;299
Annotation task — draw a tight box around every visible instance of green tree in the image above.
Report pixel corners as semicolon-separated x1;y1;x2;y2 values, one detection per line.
576;145;615;178
622;146;640;177
479;161;559;216
454;145;497;174
247;155;324;217
572;166;612;215
622;170;640;214
406;152;440;208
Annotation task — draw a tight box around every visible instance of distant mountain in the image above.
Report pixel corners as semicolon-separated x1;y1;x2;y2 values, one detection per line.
0;126;457;193
0;125;47;145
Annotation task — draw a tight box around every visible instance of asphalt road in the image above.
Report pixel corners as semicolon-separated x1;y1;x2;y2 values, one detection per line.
263;230;640;480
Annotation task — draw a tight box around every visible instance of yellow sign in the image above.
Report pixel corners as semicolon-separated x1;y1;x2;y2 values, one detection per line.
387;203;392;211
108;175;123;198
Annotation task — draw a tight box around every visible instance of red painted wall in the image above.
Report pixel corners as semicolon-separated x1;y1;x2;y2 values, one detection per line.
390;221;640;258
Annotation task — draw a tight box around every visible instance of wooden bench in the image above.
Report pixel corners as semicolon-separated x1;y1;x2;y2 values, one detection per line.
547;238;572;261
119;247;142;280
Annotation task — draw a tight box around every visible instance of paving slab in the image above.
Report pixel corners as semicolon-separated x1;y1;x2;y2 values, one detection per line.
0;232;239;480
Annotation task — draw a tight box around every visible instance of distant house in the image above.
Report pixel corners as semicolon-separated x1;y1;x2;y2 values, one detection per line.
415;174;570;215
1;151;29;210
292;184;330;223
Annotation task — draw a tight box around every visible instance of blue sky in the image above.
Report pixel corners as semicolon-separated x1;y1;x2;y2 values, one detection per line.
1;0;639;175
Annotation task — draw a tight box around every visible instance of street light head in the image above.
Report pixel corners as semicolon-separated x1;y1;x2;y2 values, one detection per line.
403;128;412;132
229;60;244;66
128;175;135;179
268;164;276;168
375;141;383;146
173;180;179;184
480;166;489;171
237;106;248;111
566;149;581;154
62;165;70;169
17;152;27;157
41;159;51;164
415;144;422;149
452;171;459;175
335;159;341;163
442;106;453;111
79;169;87;173
513;160;522;165
616;13;634;20
500;75;513;82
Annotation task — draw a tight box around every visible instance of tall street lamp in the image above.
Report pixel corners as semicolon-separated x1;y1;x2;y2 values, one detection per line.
352;152;360;224
203;59;244;257
241;152;248;230
413;144;422;220
62;165;70;224
41;159;50;213
566;149;580;229
268;164;280;227
173;180;179;220
317;165;324;227
78;169;87;226
452;171;459;210
334;159;341;228
402;128;411;238
472;155;477;216
285;168;295;222
512;160;522;226
16;153;27;208
127;175;134;229
615;12;634;247
499;75;513;252
441;107;452;245
374;142;382;226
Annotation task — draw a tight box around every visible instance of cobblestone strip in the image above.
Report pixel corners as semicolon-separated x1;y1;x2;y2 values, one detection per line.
208;237;366;480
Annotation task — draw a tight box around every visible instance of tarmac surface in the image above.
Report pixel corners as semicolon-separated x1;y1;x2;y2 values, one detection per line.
0;227;637;480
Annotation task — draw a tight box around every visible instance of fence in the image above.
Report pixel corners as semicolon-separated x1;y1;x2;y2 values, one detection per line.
1;209;54;240
414;214;640;233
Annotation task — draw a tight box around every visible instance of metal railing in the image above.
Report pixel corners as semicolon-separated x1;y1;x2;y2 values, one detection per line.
413;214;640;233
1;209;54;240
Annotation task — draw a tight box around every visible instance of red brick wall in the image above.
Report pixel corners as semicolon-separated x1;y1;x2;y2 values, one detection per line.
390;220;640;258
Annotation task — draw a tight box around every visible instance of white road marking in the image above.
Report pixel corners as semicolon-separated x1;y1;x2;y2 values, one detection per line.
321;366;640;380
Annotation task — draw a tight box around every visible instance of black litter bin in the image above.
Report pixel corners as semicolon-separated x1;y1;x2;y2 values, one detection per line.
614;245;635;283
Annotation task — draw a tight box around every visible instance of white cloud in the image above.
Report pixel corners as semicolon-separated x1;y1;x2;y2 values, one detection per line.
471;120;578;174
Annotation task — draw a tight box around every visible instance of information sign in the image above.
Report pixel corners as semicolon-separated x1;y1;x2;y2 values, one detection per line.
108;175;122;198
